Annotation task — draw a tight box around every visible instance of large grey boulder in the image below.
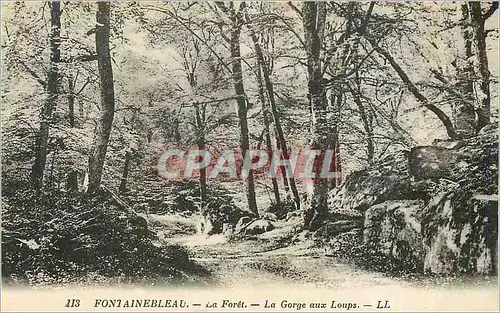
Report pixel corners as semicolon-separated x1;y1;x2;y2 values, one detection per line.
329;151;412;213
314;219;363;239
421;189;498;275
199;204;257;235
234;216;253;233
262;212;278;222
363;200;425;270
418;128;498;274
243;219;275;236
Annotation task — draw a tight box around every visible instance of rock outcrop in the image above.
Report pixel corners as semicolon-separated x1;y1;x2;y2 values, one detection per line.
262;212;278;222
363;200;425;272
329;150;413;213
328;126;498;275
243;219;275;236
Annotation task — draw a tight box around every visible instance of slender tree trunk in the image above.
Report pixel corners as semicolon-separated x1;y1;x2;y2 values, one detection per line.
275;131;291;195
245;10;303;210
348;8;374;167
350;87;374;166
87;2;115;193
174;119;181;145
331;93;342;189
335;139;342;187
68;76;76;128
327;92;342;191
195;104;208;214
119;151;131;193
256;38;301;211
66;75;78;191
254;55;281;209
229;20;259;216
302;2;330;231
30;1;60;190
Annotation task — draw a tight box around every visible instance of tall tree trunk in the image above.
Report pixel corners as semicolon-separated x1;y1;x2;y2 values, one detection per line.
254;53;281;209
275;131;291;195
348;7;374;167
66;75;78;191
87;2;115;193
119;151;131;193
327;92;342;191
30;1;60;190
468;2;492;131
244;9;303;211
68;76;76;128
302;2;331;231
195;104;208;214
349;86;374;166
229;19;259;216
258;39;301;210
453;2;492;137
453;4;479;138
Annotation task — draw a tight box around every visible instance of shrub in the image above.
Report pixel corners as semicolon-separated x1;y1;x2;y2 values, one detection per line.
1;188;208;285
124;180;235;216
267;198;296;220
201;198;251;235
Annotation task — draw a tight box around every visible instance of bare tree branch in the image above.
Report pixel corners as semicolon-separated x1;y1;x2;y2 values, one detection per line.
482;1;498;21
287;2;302;18
368;39;458;139
270;13;305;48
75;76;92;96
61;54;98;63
144;4;233;74
19;60;46;88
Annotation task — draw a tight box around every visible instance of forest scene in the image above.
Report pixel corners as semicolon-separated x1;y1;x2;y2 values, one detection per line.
1;1;499;291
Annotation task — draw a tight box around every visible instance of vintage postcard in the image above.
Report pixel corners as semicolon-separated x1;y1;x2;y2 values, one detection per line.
1;1;498;312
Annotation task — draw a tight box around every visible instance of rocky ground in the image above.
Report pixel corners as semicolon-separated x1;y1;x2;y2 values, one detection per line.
159;215;497;291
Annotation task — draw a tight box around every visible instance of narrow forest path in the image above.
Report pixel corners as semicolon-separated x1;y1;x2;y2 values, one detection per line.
151;214;497;292
163;227;411;290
